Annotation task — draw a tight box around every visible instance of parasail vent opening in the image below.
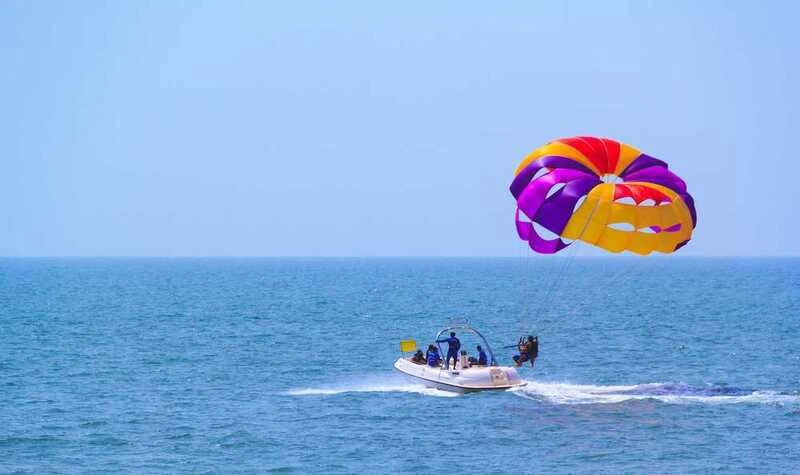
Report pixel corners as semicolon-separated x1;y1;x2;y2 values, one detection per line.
614;196;637;206
517;208;533;223
607;222;635;232
532;221;560;241
532;167;551;181
601;173;623;184
545;182;566;199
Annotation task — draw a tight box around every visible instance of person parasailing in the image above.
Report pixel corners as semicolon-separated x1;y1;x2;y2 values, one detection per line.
512;335;538;368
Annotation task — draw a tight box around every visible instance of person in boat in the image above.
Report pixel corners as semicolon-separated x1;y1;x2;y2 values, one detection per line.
411;349;425;364
459;350;470;369
426;345;441;367
425;344;436;360
513;335;538;367
476;345;488;366
436;332;461;370
468;345;488;366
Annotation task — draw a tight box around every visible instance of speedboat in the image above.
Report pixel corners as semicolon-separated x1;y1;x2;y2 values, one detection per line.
393;324;526;394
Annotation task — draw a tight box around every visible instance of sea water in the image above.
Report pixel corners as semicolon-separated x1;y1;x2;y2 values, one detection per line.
1;258;799;473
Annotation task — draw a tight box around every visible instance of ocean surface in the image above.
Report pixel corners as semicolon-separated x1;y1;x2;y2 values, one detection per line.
1;257;799;473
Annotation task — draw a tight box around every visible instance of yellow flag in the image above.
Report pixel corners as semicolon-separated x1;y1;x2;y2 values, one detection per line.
399;340;417;353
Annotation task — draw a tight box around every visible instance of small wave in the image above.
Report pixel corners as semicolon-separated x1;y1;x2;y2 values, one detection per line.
286;383;459;398
511;380;800;406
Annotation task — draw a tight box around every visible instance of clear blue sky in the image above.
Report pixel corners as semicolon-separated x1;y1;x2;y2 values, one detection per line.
2;1;797;256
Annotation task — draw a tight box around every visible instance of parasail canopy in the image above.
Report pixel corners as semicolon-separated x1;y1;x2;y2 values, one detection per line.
510;136;696;255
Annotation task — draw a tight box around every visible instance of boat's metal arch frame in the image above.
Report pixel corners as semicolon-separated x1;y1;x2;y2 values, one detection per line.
434;324;498;366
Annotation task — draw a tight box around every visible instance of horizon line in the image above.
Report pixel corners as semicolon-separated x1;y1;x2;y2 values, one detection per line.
0;255;798;259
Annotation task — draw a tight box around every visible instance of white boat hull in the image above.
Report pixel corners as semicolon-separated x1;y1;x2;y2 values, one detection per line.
393;357;526;394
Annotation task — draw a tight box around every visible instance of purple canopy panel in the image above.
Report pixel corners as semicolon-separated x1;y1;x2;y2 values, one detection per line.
515;168;595;223
534;177;600;234
619;153;669;176
510;155;597;198
510;161;547;199
515;208;568;254
515;208;533;240
529;234;569;254
624;166;688;193
680;192;697;228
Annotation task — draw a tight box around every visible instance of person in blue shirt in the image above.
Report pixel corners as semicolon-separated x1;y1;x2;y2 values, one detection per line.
476;345;488;366
436;332;461;370
426;345;441;367
425;344;435;360
469;345;488;366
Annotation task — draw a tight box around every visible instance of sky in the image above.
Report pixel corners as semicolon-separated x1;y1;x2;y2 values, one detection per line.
1;1;798;256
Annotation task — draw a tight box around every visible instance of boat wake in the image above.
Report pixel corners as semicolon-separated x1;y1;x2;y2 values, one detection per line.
512;380;800;406
285;376;799;404
285;378;459;398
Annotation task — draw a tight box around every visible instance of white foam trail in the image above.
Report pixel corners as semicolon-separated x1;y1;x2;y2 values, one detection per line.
286;383;459;398
511;380;800;406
